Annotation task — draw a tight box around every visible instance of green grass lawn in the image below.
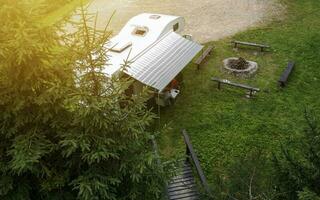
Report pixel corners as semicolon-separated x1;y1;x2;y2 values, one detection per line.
158;0;320;190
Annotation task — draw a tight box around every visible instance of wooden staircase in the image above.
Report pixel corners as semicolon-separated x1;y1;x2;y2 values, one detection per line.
166;130;212;200
167;160;200;200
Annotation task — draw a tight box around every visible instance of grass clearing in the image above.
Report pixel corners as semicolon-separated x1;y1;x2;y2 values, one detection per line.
158;0;320;189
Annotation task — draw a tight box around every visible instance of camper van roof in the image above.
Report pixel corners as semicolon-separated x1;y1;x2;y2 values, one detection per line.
103;13;184;76
126;13;180;33
102;13;203;92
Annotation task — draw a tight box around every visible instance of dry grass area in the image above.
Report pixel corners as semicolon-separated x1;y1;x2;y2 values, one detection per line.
76;0;283;42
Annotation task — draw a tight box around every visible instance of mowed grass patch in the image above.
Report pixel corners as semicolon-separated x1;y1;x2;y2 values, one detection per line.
158;0;320;184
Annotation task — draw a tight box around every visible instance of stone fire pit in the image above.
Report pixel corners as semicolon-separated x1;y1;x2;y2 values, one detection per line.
223;57;258;77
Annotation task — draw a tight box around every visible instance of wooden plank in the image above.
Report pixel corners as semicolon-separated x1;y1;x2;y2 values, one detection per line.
194;45;214;66
168;185;196;193
169;192;199;200
182;130;211;195
211;77;260;92
232;40;270;48
279;61;295;87
167;160;200;200
232;40;270;51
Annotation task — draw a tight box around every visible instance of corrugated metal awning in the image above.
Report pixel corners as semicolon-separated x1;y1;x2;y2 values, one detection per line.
124;32;203;92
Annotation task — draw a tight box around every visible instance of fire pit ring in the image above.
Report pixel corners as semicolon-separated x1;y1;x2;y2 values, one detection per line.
223;57;258;77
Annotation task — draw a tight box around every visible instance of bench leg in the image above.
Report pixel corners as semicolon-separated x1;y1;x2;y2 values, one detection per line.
234;43;237;48
279;81;285;87
261;47;264;52
197;64;200;70
250;90;253;97
218;82;221;90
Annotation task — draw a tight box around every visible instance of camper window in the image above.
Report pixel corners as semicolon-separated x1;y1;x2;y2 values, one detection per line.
150;15;161;19
173;23;179;32
132;26;148;37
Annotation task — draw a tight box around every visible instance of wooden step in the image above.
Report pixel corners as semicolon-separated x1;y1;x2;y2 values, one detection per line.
167;160;199;200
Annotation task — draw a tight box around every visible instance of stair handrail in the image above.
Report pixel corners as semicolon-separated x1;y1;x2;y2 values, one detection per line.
151;136;170;200
182;129;211;195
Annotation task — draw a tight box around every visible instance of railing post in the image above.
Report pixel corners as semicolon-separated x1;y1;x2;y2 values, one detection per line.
186;145;190;163
151;136;170;200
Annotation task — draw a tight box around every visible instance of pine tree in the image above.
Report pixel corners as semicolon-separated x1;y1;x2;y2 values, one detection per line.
0;0;72;199
0;1;170;199
59;6;170;200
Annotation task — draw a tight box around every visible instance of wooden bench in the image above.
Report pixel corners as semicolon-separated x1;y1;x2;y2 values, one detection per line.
211;77;260;97
232;40;270;52
279;61;295;87
194;45;214;70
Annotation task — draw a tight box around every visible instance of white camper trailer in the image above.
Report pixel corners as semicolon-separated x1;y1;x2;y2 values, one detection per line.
104;13;203;106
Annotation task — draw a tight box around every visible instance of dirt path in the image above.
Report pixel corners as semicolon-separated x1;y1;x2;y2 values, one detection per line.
74;0;281;43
